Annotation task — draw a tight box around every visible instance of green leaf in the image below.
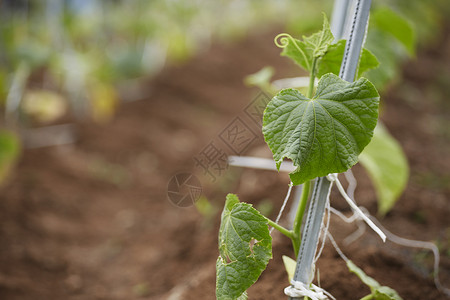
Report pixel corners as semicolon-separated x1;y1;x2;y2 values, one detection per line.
372;7;416;56
304;14;334;58
244;66;276;95
318;40;379;79
347;260;380;289
363;30;400;91
373;286;403;300
263;73;379;185
347;260;403;300
282;255;296;282
359;124;409;215
364;6;416;91
216;194;272;300
237;292;248;300
276;14;334;72
0;130;20;184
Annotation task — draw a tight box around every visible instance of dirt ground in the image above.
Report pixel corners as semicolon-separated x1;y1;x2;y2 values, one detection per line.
0;25;449;299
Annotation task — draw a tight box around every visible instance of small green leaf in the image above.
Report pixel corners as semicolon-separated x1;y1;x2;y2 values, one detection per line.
347;260;403;300
282;255;296;282
0;130;20;183
347;260;380;289
263;73;379;185
359;124;409;215
318;40;379;79
372;7;416;56
276;14;334;72
373;286;403;300
304;14;334;59
244;66;276;95
216;194;272;300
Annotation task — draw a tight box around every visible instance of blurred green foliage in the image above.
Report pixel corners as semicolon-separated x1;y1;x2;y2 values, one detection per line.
0;130;20;184
0;0;329;91
0;0;447;111
365;0;449;90
0;0;333;123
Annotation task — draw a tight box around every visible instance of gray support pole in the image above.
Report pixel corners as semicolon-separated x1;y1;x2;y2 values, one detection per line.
292;178;331;284
330;0;351;41
289;0;372;299
339;0;372;82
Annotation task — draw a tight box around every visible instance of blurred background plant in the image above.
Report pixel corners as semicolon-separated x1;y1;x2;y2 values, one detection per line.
0;0;448;185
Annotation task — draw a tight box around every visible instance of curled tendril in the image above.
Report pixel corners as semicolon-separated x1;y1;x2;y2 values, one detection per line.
274;33;295;48
274;33;310;70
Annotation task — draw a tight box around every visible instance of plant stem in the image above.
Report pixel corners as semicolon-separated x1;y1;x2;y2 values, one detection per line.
292;180;311;256
265;217;294;239
360;294;374;300
307;57;318;98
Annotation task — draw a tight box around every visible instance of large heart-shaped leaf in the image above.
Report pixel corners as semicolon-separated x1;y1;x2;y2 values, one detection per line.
216;194;272;300
263;73;379;185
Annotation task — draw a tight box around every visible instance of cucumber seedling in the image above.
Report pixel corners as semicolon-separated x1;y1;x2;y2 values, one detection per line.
215;15;403;300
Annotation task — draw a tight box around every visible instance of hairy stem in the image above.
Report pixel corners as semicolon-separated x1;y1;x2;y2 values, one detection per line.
292;180;311;256
265;217;294;240
307;57;318;98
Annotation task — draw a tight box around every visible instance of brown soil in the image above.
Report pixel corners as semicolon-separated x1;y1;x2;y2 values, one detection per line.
1;26;449;300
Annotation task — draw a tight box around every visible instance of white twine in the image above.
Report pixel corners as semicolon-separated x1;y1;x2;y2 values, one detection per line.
343;169;357;200
329;205;367;245
343;221;367;246
330;203;450;296
327;231;349;262
369;216;450;297
270;182;293;234
326;173;386;242
314;197;332;264
329;206;359;224
284;280;335;300
340;169;368;244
